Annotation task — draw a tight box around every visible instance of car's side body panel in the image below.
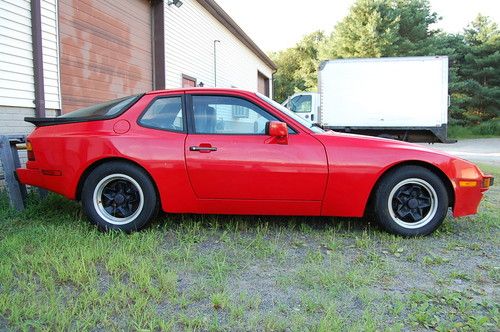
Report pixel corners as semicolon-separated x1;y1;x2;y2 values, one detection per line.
185;134;328;201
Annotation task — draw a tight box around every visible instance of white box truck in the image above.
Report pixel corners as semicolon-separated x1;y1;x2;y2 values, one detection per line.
283;56;452;143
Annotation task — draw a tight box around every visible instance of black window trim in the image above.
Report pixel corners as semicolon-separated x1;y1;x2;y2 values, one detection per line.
136;94;187;133
186;93;298;135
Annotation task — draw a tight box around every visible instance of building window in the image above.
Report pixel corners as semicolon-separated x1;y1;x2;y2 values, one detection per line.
182;74;196;88
232;106;249;118
257;71;270;97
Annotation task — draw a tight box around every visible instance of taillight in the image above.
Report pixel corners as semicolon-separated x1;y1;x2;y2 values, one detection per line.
26;141;35;161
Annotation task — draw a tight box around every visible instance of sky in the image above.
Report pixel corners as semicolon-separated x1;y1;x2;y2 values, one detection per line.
215;0;500;53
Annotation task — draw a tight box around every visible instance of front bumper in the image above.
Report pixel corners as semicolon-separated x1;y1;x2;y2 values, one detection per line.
453;174;494;217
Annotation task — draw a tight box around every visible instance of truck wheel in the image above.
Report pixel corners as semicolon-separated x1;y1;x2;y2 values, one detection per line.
373;166;448;236
81;161;159;232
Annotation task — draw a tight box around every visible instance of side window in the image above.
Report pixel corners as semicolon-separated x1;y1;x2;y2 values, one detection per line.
139;97;183;132
192;95;289;134
289;95;312;113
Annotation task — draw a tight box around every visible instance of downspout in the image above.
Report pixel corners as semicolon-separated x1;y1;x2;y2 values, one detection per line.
31;0;45;118
152;0;165;90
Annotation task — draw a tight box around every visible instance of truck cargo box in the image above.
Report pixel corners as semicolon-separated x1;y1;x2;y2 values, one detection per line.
318;56;449;129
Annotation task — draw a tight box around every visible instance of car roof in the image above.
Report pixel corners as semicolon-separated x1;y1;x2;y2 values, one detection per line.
146;87;256;96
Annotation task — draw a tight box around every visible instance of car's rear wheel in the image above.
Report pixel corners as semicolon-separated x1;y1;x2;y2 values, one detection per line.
373;165;449;236
81;161;158;232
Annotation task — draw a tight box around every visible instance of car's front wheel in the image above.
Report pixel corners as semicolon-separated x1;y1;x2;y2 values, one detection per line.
373;165;449;236
81;161;159;232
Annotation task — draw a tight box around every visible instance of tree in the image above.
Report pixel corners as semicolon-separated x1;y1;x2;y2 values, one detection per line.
422;33;469;122
270;48;305;103
320;0;439;59
452;15;500;124
271;31;325;102
320;0;399;58
294;31;325;90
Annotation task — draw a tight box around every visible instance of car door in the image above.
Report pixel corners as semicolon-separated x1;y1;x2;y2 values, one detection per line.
184;93;328;203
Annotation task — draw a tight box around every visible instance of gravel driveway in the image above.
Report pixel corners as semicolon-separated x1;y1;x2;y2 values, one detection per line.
420;138;500;166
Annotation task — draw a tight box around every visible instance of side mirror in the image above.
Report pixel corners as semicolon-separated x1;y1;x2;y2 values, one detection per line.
266;121;288;145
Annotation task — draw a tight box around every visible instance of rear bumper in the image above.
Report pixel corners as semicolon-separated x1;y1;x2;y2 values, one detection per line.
16;167;75;199
16;168;47;189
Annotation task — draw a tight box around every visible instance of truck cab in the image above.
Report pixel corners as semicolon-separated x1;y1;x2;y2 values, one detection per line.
282;92;320;123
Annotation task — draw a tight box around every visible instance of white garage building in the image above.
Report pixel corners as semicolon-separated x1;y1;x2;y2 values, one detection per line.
164;0;274;94
0;0;276;135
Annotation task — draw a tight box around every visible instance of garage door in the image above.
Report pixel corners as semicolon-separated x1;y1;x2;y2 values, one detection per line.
59;0;152;113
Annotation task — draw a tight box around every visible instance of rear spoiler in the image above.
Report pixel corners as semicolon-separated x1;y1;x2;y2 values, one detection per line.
24;117;89;127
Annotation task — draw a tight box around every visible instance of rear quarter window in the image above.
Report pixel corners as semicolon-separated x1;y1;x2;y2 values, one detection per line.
138;97;184;132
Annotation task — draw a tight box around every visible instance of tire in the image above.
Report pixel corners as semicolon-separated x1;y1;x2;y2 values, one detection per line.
81;161;159;232
373;165;449;236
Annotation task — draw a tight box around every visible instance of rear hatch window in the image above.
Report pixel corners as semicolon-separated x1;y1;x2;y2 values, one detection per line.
59;95;142;119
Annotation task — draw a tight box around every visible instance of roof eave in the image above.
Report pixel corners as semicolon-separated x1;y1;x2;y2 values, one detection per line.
195;0;277;71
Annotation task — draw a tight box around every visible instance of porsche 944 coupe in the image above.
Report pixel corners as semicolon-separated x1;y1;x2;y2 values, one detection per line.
17;88;494;236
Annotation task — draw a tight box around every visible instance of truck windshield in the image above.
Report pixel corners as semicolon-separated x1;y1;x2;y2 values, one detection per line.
59;94;142;118
256;93;325;133
289;94;312;113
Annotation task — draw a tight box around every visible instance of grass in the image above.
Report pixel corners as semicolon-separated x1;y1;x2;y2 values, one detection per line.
448;120;500;139
0;165;499;331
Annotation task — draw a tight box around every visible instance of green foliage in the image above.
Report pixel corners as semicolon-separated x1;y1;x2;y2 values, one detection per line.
270;48;305;104
321;0;401;58
321;0;438;58
451;15;500;124
270;1;500;129
271;31;325;103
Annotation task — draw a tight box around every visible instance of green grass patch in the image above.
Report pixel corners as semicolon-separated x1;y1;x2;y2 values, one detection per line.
448;120;500;139
0;185;498;330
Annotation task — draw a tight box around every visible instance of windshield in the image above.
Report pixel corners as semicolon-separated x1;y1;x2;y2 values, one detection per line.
59;94;141;118
256;93;325;133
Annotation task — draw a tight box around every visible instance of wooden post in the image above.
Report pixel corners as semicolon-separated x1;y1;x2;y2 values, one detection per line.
0;136;26;210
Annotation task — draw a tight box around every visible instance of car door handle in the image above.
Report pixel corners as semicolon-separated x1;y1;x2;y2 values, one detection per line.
189;146;217;152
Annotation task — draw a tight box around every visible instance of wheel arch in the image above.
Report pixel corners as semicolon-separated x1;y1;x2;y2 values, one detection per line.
365;160;455;216
75;157;161;208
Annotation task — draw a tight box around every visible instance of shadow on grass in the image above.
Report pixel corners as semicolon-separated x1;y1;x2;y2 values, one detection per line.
0;191;380;235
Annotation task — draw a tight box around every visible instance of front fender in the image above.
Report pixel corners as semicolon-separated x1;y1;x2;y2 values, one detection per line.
314;133;477;217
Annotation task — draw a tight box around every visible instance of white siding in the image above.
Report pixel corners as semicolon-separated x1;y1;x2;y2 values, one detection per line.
0;0;35;108
0;107;58;135
41;0;61;110
0;0;60;110
0;106;57;180
164;0;273;94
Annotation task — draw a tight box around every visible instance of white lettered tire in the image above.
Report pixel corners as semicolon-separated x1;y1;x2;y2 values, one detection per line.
81;161;159;232
373;165;449;236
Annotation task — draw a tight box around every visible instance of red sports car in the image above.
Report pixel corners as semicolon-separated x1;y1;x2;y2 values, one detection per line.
17;88;493;236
